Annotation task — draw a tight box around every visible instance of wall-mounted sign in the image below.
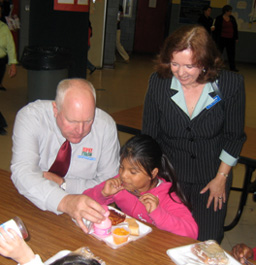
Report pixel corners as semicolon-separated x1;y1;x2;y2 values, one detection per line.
149;0;157;8
179;0;210;24
123;0;133;17
54;0;89;12
228;0;256;32
211;0;227;8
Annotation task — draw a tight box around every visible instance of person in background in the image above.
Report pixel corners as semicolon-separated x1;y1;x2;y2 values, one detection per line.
197;5;215;36
0;0;13;24
142;25;246;243
0;3;17;135
0;3;16;91
87;20;96;75
116;5;129;63
0;227;101;265
214;5;239;72
232;243;256;263
11;78;120;233
0;112;7;135
84;134;198;239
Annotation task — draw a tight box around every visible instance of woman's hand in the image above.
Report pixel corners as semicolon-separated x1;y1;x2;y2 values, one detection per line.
232;243;254;263
102;177;124;197
0;227;35;265
139;193;159;213
200;174;227;211
200;162;231;211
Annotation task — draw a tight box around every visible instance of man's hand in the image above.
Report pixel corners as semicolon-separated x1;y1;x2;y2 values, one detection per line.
57;194;106;234
0;227;35;265
43;171;63;185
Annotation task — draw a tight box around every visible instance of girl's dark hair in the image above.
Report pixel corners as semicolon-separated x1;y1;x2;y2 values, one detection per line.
50;254;101;265
155;25;224;83
120;134;190;210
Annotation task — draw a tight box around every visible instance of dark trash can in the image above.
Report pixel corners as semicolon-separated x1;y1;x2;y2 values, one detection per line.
21;46;71;102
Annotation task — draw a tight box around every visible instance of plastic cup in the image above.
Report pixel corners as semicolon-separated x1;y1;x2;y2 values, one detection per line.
0;216;28;240
112;226;130;245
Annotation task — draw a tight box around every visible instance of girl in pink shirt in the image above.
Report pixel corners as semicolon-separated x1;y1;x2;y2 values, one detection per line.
83;134;198;239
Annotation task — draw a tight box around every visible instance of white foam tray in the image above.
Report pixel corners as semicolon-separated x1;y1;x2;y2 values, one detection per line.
45;250;71;265
166;243;241;265
90;206;152;249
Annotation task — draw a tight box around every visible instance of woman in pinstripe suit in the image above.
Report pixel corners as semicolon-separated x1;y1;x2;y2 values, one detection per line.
142;25;246;243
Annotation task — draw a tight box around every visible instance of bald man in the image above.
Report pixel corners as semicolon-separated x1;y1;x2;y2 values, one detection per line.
11;79;120;233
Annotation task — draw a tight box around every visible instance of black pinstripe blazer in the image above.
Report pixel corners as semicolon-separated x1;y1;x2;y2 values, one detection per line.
142;70;246;184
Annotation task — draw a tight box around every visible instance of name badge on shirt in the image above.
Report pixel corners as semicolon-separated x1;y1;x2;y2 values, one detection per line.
206;95;221;110
77;147;96;161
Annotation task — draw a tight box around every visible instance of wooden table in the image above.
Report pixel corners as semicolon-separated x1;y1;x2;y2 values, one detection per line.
1;172;256;265
0;169;198;265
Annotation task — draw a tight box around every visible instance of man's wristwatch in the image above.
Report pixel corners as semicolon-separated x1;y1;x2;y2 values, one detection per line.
60;180;66;191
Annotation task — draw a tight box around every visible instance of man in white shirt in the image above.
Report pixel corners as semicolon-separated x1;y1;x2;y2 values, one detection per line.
11;78;120;233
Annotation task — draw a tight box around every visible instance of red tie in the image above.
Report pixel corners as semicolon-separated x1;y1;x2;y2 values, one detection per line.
48;140;71;177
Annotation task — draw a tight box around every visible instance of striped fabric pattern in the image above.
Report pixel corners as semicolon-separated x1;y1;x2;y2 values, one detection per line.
142;70;246;184
142;70;246;242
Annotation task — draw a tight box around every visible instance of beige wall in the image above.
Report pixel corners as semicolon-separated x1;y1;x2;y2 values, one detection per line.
88;1;107;68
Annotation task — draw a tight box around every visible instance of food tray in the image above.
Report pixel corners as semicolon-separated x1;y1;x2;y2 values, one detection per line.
166;244;241;265
45;247;106;265
90;206;152;249
45;250;71;265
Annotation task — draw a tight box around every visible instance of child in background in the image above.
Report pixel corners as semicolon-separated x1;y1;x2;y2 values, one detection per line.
232;243;256;263
0;227;100;265
83;134;198;239
0;226;37;264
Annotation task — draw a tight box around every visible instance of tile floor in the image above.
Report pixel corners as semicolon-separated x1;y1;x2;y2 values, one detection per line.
0;54;255;253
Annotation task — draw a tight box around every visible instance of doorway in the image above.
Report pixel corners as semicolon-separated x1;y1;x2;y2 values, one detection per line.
133;0;170;54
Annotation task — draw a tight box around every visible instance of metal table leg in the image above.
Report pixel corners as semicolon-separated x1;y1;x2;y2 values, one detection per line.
224;156;256;231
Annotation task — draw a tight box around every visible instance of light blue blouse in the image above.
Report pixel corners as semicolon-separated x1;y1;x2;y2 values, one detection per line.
170;76;237;166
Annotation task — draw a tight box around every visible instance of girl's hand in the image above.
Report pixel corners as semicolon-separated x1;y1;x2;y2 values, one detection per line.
200;174;226;211
102;177;124;197
139;193;159;213
0;227;35;265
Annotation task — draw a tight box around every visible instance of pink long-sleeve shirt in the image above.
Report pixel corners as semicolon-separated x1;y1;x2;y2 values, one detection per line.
83;175;198;239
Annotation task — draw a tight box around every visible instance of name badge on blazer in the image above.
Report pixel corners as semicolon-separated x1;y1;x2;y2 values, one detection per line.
206;95;221;110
